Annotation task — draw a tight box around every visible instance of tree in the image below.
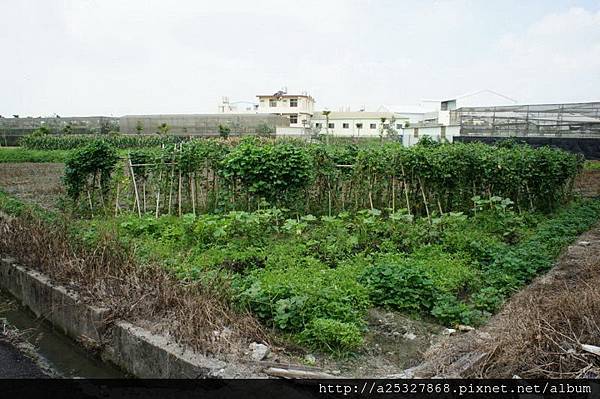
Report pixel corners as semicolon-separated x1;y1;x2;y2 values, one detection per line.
62;123;73;135
218;124;231;139
256;123;274;137
31;126;50;137
157;123;170;135
135;121;144;135
322;110;331;145
384;116;399;140
379;117;387;142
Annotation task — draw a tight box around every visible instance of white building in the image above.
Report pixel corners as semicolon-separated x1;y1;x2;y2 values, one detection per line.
256;90;315;128
311;111;409;138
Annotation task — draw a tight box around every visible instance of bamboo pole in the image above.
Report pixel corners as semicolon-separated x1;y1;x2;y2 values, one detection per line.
114;181;121;216
128;157;142;217
87;190;94;216
178;169;183;217
191;173;196;216
418;177;430;223
155;170;162;218
168;148;177;215
400;163;411;215
142;182;147;214
391;176;396;212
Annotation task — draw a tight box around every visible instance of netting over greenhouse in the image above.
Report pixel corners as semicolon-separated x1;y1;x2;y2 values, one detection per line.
452;102;600;137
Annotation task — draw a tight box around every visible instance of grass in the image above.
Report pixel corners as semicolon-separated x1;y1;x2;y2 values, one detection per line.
0;147;72;163
584;160;600;171
0;147;131;163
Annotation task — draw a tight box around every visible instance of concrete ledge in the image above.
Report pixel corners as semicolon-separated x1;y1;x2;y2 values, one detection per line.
0;256;240;378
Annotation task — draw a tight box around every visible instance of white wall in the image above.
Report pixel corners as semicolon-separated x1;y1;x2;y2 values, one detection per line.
312;118;408;137
401;125;460;146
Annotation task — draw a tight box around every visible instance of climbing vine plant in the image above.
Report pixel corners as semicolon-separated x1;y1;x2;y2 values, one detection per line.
64;140;119;212
63;138;583;218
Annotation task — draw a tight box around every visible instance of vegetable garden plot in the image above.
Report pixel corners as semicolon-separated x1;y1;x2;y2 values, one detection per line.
51;137;600;355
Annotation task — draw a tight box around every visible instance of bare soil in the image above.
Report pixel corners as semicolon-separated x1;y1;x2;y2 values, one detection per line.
0;163;64;209
575;169;600;198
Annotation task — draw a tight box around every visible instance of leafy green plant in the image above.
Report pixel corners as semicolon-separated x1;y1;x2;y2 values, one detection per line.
63;140;119;205
299;318;363;353
360;260;436;313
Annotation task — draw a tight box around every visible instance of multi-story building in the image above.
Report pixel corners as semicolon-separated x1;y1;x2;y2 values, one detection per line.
255;90;315;128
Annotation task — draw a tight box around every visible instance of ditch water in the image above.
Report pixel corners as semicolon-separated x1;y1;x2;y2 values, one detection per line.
0;291;125;378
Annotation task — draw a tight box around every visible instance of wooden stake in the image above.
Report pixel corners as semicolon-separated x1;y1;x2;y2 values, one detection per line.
391;176;396;212
142;182;147;214
87;189;94;216
178;170;182;217
191;172;196;216
418;177;430;223
114;181;121;216
400;163;411;215
128;157;142;217
155;170;162;218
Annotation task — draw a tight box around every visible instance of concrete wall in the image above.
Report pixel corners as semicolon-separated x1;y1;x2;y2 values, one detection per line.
119;113;289;136
0;257;253;378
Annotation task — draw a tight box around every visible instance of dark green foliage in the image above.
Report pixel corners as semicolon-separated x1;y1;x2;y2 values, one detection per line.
220;138;314;201
361;261;436;313
21;134;182;150
64;141;119;201
218;124;230;138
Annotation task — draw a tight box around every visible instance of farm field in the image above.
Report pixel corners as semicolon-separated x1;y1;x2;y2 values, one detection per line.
1;137;600;377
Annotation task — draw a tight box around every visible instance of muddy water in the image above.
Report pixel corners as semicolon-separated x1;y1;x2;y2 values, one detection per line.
0;292;125;378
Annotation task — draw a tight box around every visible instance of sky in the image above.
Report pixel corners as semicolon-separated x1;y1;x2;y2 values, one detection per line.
1;0;599;116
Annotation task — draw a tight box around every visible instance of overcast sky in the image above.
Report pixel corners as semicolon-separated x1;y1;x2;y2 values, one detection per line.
1;0;599;116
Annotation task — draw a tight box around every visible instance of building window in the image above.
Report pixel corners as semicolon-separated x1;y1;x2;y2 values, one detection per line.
356;123;363;129
383;123;389;128
315;123;322;128
290;98;298;107
396;124;402;129
370;123;376;129
290;114;298;124
328;123;335;129
269;99;277;107
343;123;349;129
